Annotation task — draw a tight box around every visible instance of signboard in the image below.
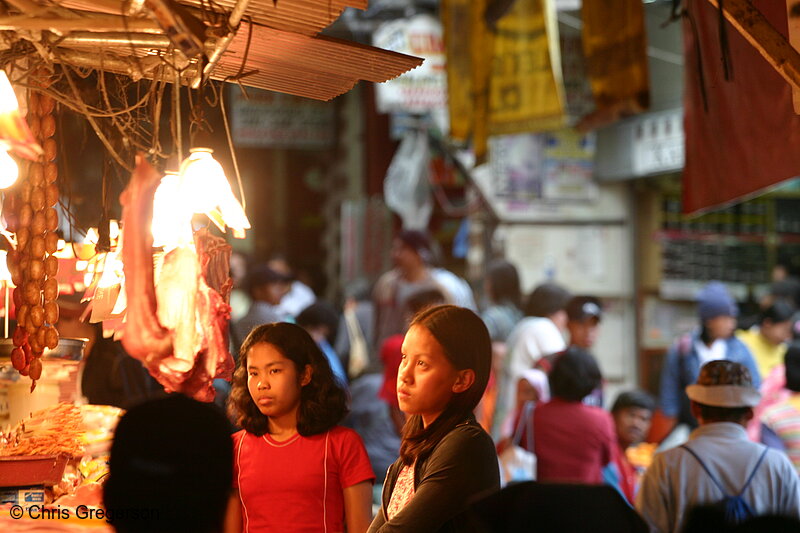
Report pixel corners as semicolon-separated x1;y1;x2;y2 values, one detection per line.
373;14;447;116
489;129;596;204
489;0;565;135
230;87;335;149
631;109;684;176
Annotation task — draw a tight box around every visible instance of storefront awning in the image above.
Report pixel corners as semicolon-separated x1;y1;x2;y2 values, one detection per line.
682;0;800;214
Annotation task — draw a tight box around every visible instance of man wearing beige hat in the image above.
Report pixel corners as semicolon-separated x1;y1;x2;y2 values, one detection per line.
636;360;800;532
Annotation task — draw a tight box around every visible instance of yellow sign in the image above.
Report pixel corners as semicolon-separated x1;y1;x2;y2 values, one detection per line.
489;0;565;136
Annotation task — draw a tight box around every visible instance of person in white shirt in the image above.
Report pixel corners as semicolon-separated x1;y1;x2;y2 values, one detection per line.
493;282;571;439
637;360;800;533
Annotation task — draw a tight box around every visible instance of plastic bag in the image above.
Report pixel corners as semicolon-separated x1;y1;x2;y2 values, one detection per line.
383;129;432;230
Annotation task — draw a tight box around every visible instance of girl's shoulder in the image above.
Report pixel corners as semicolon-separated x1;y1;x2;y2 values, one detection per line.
434;421;495;457
232;429;247;443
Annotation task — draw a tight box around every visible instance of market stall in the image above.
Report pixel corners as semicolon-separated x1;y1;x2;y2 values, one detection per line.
0;0;421;526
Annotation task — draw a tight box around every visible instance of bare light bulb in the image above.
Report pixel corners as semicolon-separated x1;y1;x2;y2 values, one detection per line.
152;172;193;249
178;148;228;214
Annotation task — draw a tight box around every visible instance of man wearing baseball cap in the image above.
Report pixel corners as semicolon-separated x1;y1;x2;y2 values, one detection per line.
637;360;800;532
566;295;603;349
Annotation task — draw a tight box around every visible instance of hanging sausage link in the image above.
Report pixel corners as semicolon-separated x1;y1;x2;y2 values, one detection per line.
6;75;60;390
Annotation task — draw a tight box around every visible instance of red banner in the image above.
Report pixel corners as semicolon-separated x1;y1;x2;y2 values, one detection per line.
682;1;800;214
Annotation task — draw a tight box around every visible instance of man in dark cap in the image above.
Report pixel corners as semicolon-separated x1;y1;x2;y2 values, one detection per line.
637;360;800;532
566;295;603;350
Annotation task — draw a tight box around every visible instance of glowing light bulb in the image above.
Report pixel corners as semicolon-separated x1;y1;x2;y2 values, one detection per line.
0;149;18;189
152;172;193;249
178;148;228;214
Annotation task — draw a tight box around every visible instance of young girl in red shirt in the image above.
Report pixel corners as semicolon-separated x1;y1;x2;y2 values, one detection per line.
226;322;374;533
368;305;500;532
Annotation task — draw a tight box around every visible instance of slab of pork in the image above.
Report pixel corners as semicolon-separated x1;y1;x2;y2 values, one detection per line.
119;155;234;401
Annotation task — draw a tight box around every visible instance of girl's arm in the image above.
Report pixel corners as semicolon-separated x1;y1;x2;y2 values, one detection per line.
344;481;373;533
224;490;242;533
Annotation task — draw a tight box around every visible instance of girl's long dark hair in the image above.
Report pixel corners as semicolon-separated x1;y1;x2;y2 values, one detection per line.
399;305;492;466
228;322;348;436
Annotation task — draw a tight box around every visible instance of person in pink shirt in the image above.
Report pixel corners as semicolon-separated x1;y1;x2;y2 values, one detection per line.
529;346;617;484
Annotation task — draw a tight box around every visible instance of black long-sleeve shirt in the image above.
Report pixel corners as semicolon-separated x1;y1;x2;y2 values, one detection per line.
368;417;500;533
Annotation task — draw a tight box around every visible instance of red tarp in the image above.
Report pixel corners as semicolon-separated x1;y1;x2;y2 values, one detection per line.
682;1;800;214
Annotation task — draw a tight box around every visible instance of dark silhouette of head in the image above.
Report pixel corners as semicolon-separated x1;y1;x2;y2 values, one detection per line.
549;347;603;402
103;395;232;533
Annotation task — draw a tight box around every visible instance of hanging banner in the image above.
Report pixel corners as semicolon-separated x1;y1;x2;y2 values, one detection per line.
579;0;649;130
682;0;800;214
230;87;335;149
440;0;494;160
489;0;566;136
441;0;494;145
373;14;448;119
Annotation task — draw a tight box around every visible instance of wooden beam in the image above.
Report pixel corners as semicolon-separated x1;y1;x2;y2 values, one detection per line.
788;0;800;112
0;15;162;33
707;0;800;114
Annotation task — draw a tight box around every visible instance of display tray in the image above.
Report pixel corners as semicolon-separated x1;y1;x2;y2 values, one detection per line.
0;337;88;362
0;454;68;487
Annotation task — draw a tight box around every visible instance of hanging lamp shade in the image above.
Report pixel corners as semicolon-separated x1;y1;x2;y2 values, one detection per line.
178;147;226;214
176;144;250;238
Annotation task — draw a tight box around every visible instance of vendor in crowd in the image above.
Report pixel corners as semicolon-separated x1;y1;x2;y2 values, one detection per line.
227;322;374;533
649;281;761;443
369;305;500;532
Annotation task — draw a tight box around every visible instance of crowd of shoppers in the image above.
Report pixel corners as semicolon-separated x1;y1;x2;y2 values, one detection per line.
96;228;800;533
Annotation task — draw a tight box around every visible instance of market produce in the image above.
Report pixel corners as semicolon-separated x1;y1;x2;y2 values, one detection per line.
0;403;84;457
5;87;60;389
119;155;234;401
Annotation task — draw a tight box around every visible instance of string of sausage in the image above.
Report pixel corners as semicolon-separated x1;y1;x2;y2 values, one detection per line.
6;73;60;389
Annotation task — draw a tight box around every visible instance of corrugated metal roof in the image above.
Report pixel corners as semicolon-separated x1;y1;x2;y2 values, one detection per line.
180;0;369;35
212;22;421;99
54;0;420;99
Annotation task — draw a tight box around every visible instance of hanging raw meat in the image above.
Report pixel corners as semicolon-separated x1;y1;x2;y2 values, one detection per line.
119;155;234;401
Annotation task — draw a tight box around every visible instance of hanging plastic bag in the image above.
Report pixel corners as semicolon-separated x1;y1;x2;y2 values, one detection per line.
384;129;432;230
498;401;537;486
343;299;369;378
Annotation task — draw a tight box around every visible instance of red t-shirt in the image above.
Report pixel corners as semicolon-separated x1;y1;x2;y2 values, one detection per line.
379;334;404;408
233;426;375;533
532;398;616;484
